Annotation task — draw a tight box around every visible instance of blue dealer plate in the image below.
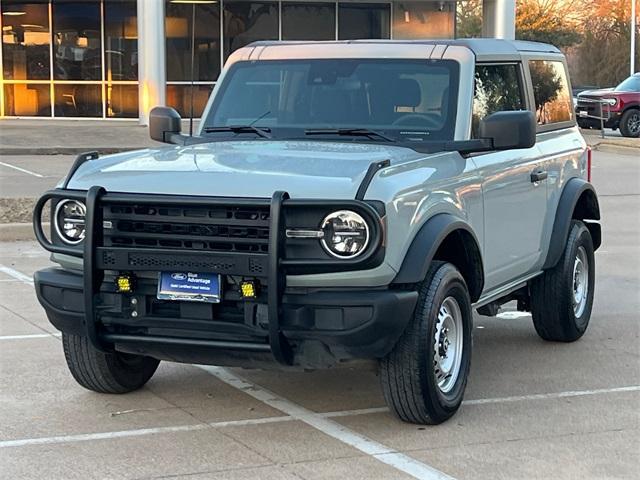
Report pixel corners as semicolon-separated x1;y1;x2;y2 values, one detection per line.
157;272;221;303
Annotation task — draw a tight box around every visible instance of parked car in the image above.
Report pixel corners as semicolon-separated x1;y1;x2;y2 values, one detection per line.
33;39;601;425
576;73;640;137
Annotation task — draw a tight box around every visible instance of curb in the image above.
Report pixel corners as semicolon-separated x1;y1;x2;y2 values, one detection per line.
0;147;150;156
0;222;42;242
591;143;640;156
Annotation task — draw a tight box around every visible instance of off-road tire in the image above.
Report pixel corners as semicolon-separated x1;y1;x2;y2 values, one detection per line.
619;109;640;138
62;333;160;393
380;262;473;425
530;220;595;342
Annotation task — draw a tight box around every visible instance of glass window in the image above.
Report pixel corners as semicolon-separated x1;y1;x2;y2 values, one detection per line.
529;60;573;125
1;0;51;80
104;0;138;81
3;83;51;116
165;1;221;82
106;83;138;118
282;3;336;41
338;3;390;40
223;1;278;61
52;1;102;80
166;84;214;117
392;2;454;40
472;64;524;137
54;83;102;116
206;59;459;141
614;74;640;92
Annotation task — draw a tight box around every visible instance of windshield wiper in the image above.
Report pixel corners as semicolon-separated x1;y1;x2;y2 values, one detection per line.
203;125;271;139
304;128;394;142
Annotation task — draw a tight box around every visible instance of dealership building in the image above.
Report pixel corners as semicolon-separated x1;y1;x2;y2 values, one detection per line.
0;0;514;122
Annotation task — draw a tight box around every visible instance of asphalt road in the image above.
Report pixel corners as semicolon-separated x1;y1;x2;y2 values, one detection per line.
0;149;638;479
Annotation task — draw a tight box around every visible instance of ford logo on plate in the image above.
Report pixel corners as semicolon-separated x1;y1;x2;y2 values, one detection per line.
171;273;188;281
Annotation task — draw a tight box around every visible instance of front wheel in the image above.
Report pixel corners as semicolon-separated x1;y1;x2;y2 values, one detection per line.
380;262;472;425
619;109;640;138
62;333;160;393
530;220;595;342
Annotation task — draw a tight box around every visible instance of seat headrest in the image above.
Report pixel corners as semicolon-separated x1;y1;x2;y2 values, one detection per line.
394;79;421;108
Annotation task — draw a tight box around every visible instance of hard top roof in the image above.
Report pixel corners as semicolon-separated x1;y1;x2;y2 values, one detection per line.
246;38;561;61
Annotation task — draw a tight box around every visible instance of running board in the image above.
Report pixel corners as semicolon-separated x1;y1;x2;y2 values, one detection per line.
473;271;542;309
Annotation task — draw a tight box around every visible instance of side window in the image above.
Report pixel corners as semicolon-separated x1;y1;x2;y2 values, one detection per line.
472;64;524;138
528;60;573;126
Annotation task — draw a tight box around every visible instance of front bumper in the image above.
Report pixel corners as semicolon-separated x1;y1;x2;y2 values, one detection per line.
35;267;417;368
33;187;390;368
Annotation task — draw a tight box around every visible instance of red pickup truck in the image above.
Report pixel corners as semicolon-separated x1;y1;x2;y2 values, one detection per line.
576;73;640;138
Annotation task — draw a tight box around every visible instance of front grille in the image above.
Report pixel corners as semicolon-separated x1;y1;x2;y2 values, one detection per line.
102;202;270;254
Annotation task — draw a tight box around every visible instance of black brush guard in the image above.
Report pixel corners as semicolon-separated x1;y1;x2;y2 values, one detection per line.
33;187;383;366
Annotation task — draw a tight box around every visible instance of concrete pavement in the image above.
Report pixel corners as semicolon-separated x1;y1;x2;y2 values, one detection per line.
0;149;638;479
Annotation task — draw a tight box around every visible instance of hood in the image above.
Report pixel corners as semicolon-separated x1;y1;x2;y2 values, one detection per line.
577;87;615;98
66;140;425;199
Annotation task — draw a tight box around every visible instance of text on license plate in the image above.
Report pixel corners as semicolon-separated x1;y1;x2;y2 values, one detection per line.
157;272;221;303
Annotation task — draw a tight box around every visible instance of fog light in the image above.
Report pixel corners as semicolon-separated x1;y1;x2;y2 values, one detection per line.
116;274;135;293
240;281;257;299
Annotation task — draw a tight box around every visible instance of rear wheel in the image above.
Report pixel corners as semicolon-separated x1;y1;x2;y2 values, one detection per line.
380;262;472;425
619;109;640;138
62;333;160;393
530;220;595;342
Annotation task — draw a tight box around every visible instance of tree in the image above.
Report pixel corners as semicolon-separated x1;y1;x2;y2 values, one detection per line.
515;0;583;49
456;0;483;38
574;0;640;87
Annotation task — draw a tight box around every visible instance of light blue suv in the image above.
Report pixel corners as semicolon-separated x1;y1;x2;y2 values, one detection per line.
33;39;601;425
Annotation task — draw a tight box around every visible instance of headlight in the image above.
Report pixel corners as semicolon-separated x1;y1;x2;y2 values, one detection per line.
54;199;86;245
320;210;370;259
603;98;618;106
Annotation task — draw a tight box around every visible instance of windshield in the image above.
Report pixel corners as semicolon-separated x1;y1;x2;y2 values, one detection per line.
615;75;640;92
204;59;459;142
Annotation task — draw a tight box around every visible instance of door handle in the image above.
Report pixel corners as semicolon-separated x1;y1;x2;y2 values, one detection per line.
530;169;548;183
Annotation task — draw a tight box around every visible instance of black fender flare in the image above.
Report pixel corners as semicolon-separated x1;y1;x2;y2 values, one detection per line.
543;178;601;270
392;213;484;302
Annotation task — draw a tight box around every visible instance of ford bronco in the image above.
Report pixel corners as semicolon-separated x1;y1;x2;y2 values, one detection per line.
33;39;601;425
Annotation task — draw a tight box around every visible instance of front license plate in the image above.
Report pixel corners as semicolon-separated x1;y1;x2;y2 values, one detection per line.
578;110;588;117
157;272;221;303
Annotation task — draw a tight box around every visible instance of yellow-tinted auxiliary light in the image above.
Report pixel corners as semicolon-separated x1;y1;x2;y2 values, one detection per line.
240;280;257;299
115;274;135;293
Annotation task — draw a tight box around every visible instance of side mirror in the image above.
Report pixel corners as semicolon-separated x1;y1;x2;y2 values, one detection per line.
149;106;182;143
479;110;536;151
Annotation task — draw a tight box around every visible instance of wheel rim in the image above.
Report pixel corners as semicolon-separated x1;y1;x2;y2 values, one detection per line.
572;246;589;317
433;296;464;394
627;112;640;135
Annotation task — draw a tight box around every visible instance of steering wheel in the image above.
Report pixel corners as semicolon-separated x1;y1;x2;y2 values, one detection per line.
392;113;441;128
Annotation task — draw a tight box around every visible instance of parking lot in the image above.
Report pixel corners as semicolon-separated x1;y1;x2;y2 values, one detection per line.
0;148;638;480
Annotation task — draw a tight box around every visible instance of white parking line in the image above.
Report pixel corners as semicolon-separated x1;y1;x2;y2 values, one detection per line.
0;333;61;341
0;265;33;285
1;381;638;455
199;365;455;480
0;161;45;178
0;416;293;449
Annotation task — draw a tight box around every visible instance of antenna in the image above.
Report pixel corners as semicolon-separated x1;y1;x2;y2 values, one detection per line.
189;3;196;137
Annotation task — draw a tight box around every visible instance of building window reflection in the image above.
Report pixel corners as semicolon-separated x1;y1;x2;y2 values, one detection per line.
104;0;138;81
393;1;455;39
338;3;390;40
165;1;221;82
1;0;457;119
224;1;278;61
1;0;51;80
54;83;102;116
282;3;336;41
3;83;51;115
166;84;213;118
52;1;102;80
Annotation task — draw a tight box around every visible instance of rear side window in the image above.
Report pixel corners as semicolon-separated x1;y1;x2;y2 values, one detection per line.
472;64;524;138
529;60;573;126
